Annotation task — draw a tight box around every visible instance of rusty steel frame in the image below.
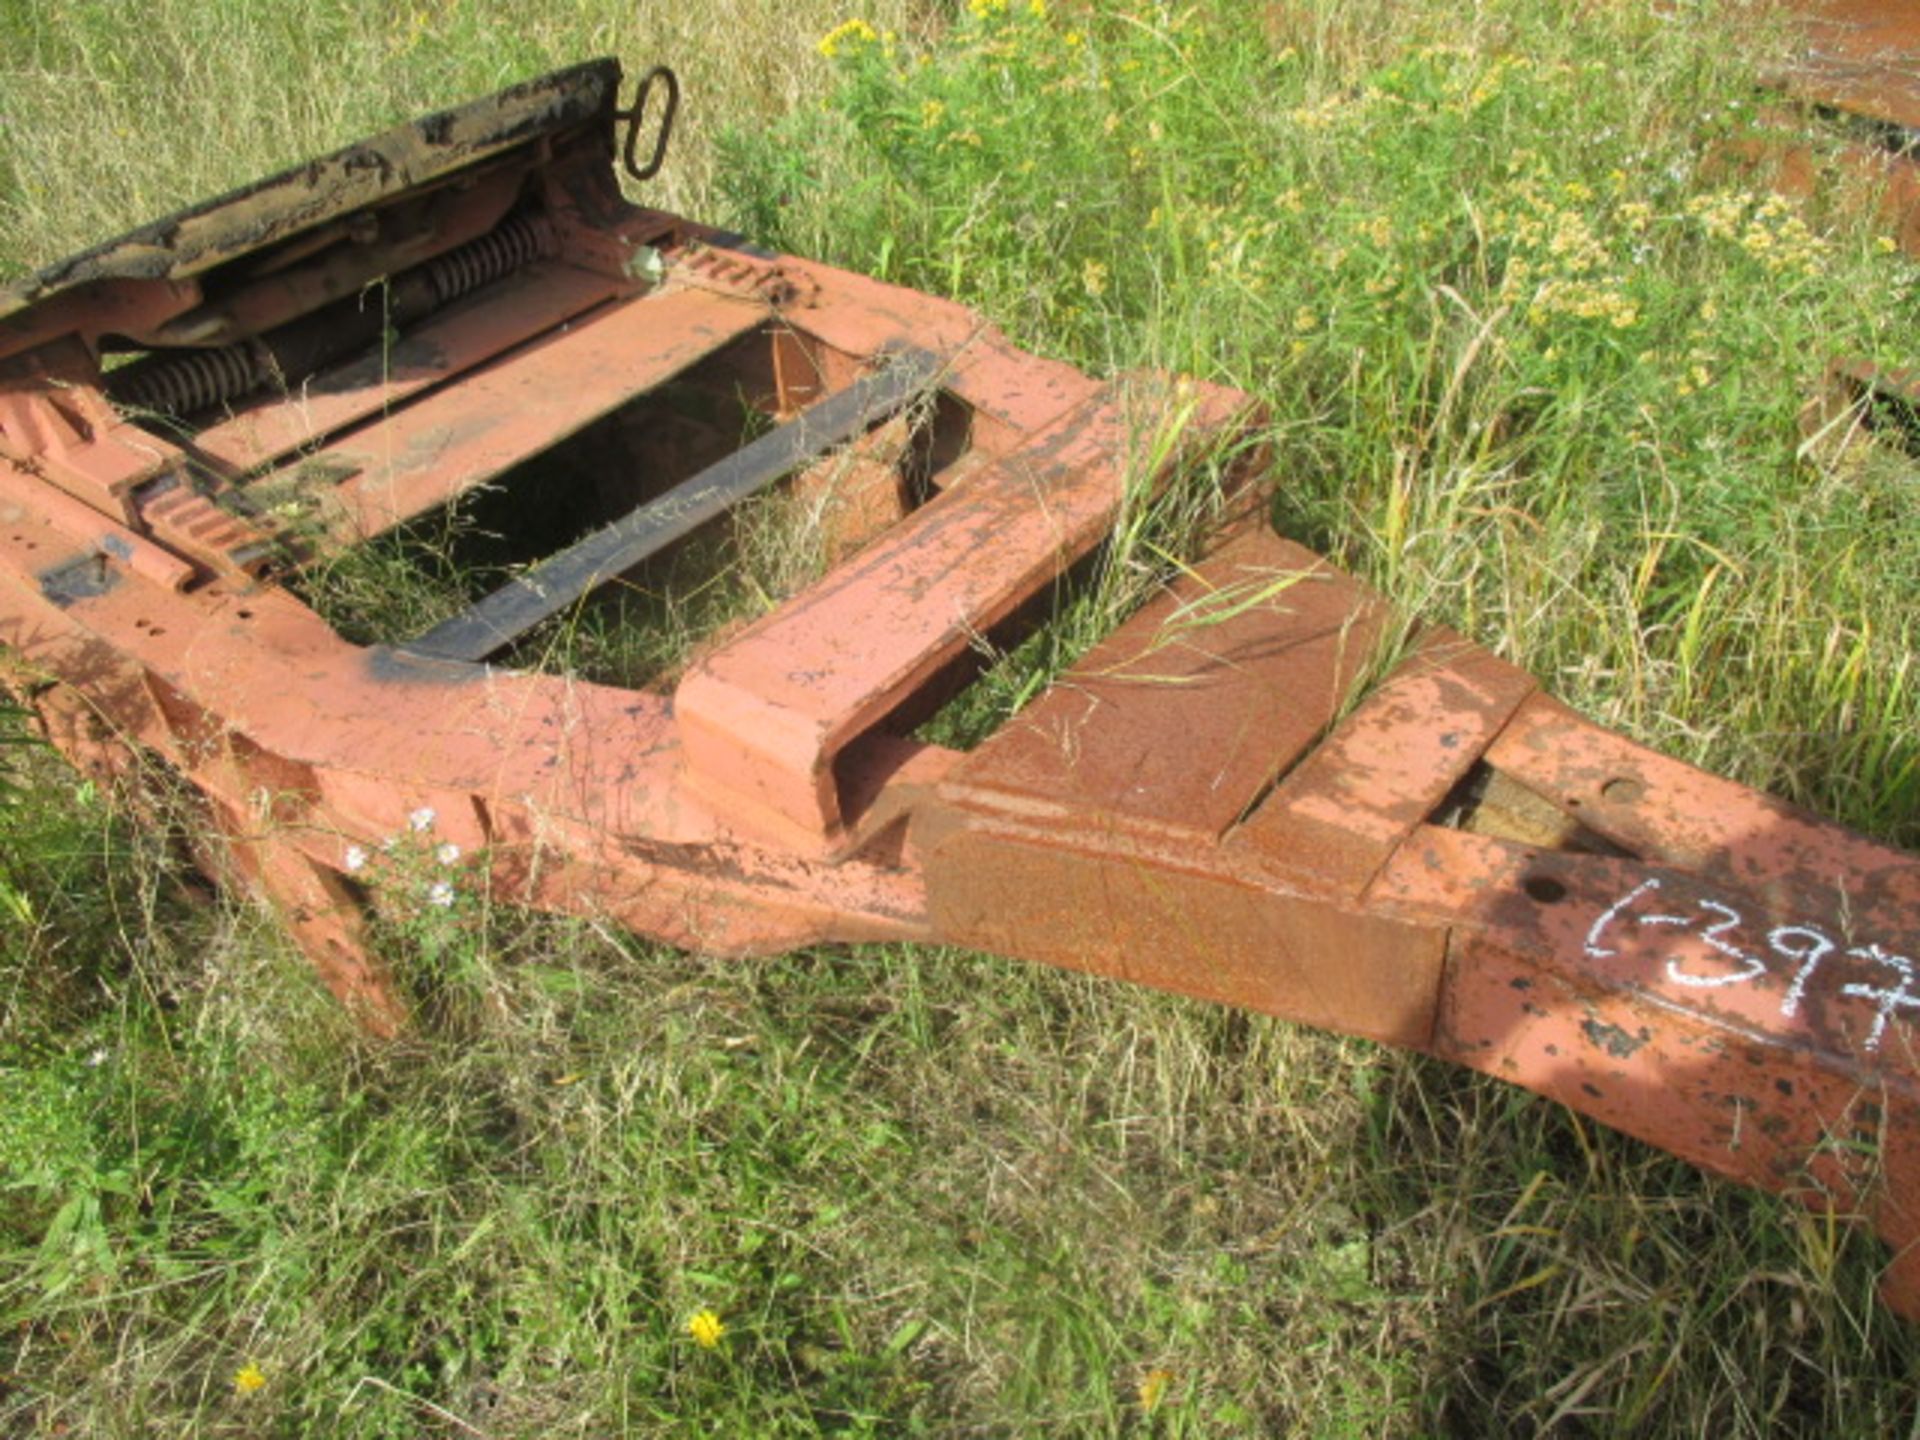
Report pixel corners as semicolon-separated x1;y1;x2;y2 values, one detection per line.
1735;2;1920;261
1;55;1916;1320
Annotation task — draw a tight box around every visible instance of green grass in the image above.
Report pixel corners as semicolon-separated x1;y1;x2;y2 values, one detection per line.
4;0;1920;1434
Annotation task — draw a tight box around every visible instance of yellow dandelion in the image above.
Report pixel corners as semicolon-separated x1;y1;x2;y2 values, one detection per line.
233;1362;267;1395
687;1309;727;1348
1139;1367;1175;1412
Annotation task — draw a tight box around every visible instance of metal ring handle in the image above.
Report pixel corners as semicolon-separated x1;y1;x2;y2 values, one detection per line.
614;65;679;183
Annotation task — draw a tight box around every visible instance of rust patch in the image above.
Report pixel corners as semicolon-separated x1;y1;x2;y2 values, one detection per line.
1582;1017;1649;1060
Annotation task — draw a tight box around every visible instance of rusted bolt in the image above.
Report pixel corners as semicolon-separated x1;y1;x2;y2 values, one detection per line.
1600;776;1644;804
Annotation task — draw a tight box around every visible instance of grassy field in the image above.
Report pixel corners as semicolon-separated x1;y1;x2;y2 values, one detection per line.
3;0;1920;1434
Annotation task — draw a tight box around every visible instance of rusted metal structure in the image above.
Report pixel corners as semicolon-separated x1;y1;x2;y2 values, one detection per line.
1;58;1915;1319
1782;0;1920;132
1743;4;1920;468
1746;1;1920;257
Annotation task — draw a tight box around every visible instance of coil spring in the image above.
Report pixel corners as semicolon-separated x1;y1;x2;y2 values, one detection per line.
111;342;267;417
112;214;552;420
425;214;553;307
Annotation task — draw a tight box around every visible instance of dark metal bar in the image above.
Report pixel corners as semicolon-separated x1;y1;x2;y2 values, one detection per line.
404;347;941;663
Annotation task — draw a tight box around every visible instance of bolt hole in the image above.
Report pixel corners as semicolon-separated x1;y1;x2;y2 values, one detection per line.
1523;874;1569;904
236;609;253;620
1600;776;1644;804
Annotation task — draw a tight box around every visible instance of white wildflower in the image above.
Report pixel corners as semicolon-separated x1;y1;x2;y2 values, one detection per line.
427;880;455;909
435;842;461;866
408;807;437;833
343;844;369;873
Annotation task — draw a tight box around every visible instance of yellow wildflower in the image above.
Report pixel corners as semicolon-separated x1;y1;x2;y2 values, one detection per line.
1288;95;1348;131
233;1363;267;1395
1139;1368;1175;1412
1293;306;1319;333
921;98;947;128
687;1309;727;1348
1686;189;1751;241
969;0;1008;17
816;18;879;58
1082;259;1109;297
